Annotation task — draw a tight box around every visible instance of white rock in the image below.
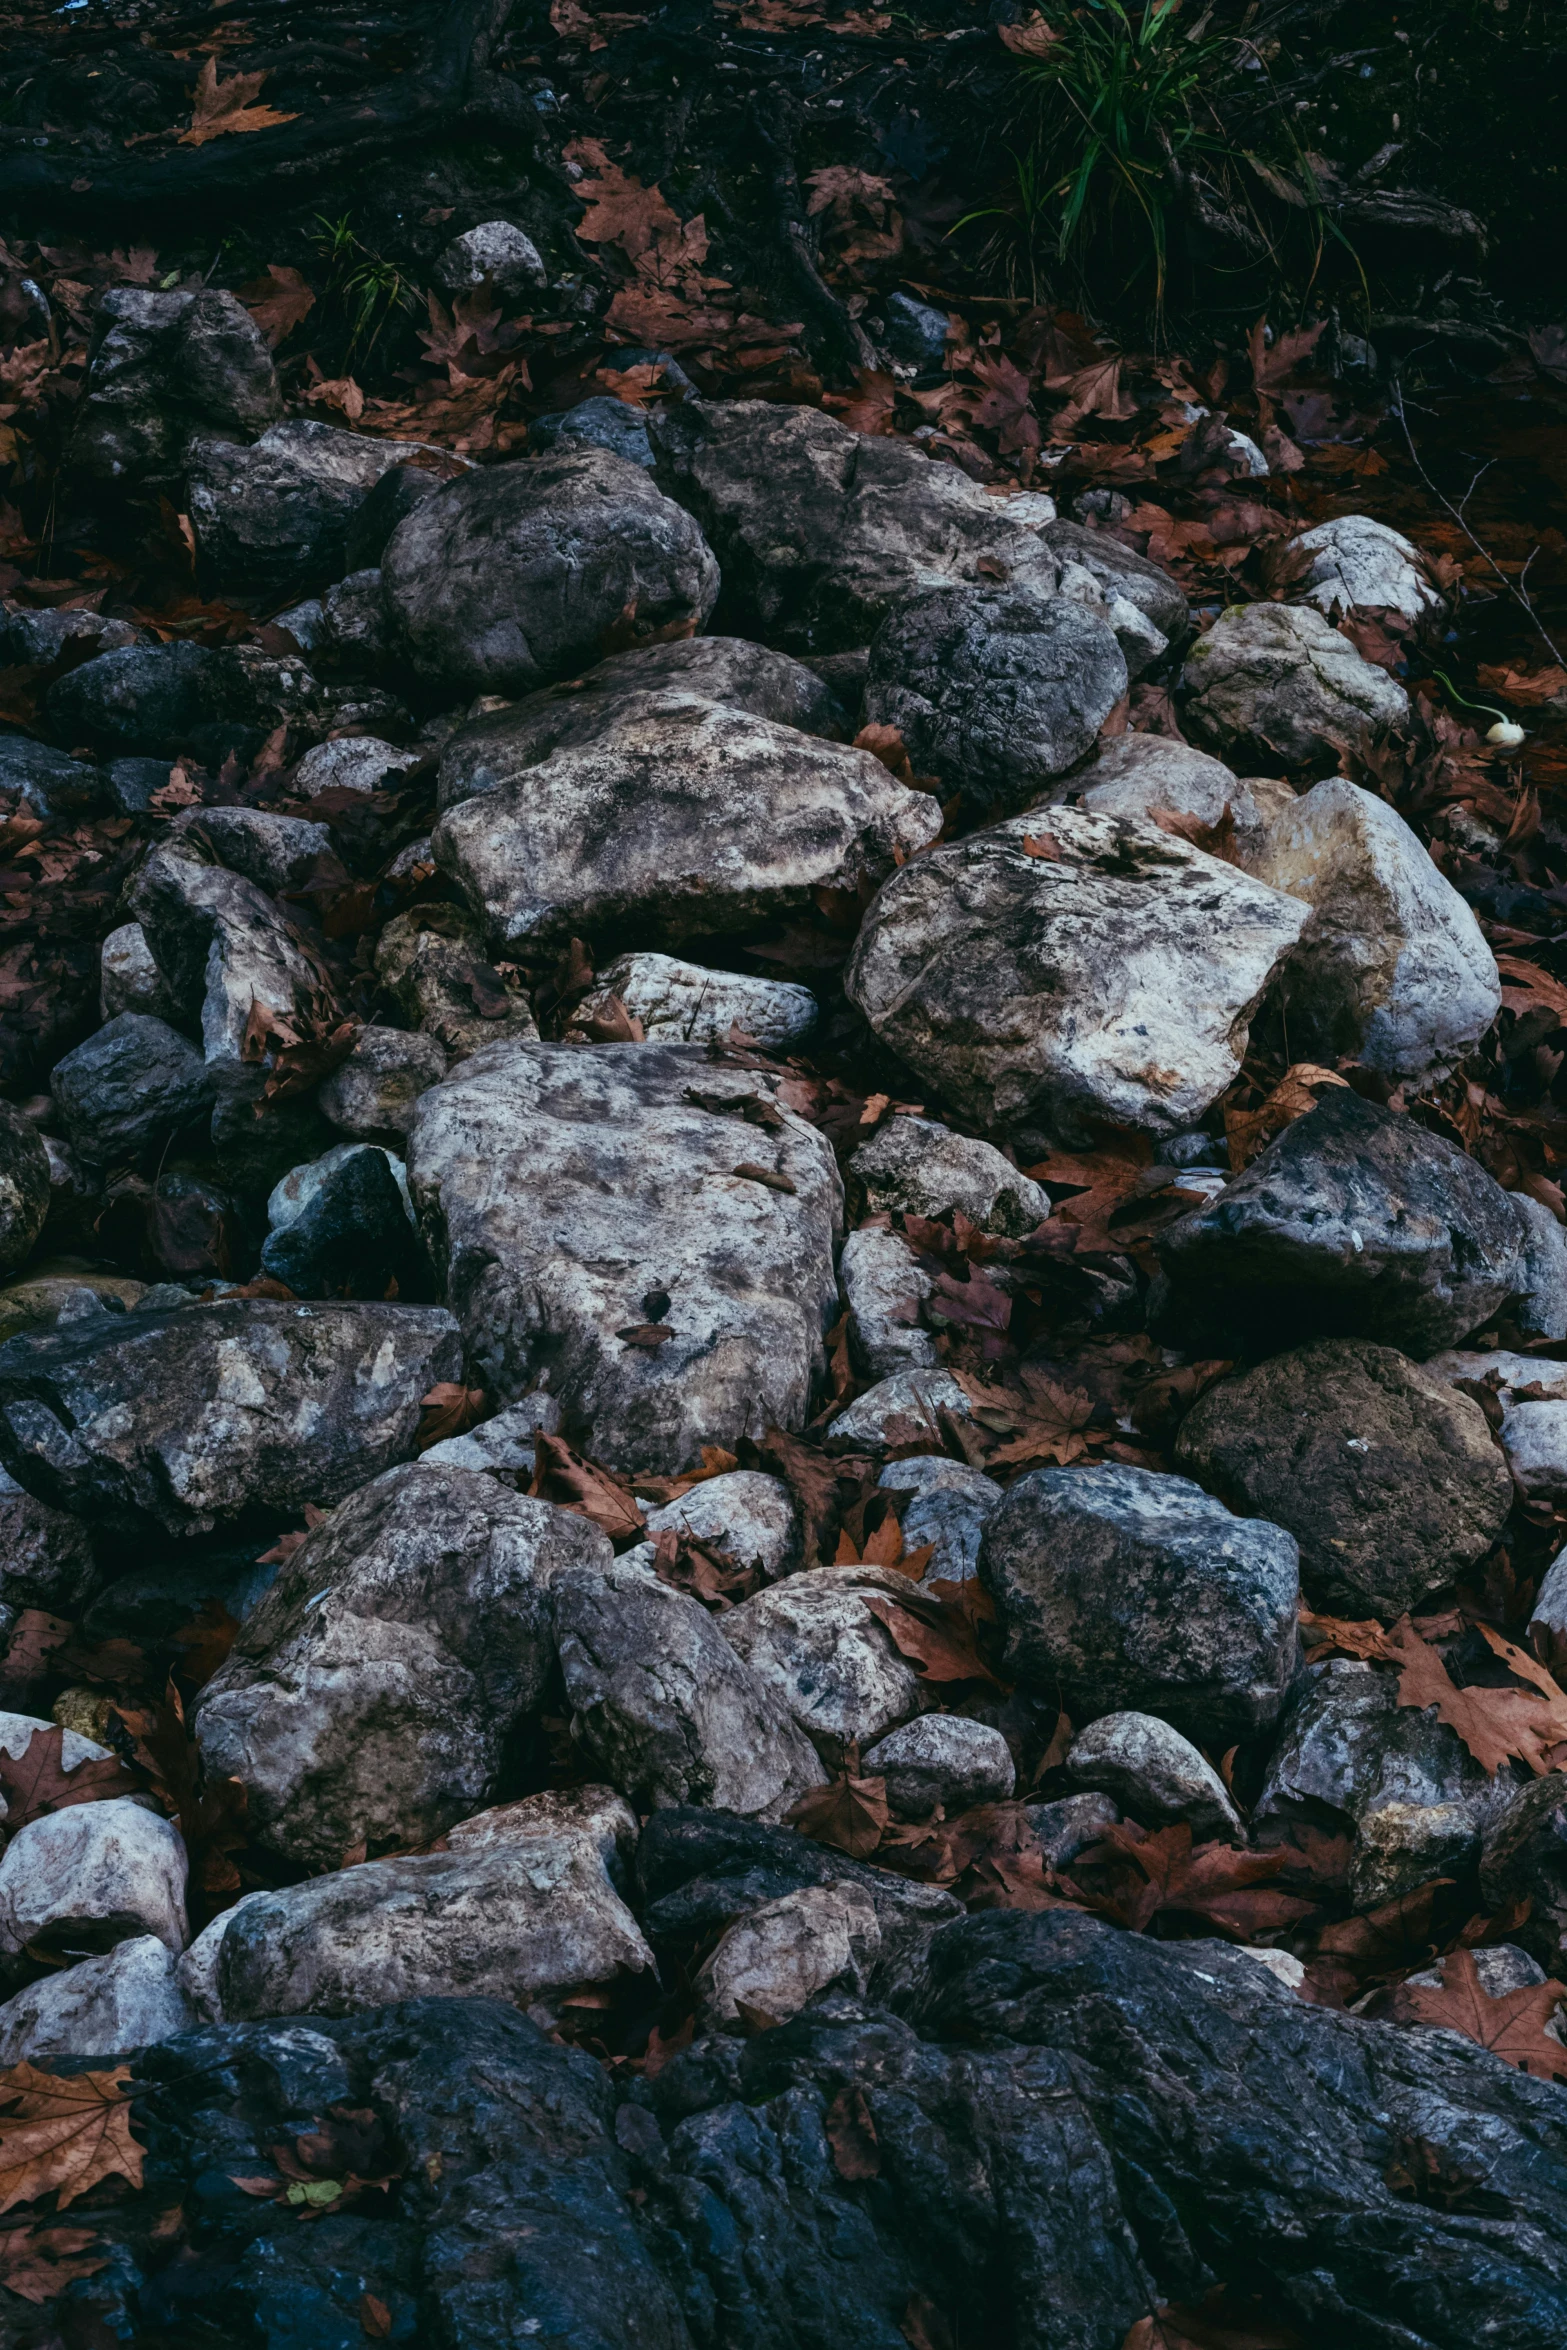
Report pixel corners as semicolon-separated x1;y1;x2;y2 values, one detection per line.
876;1455;1003;1584
1068;735;1279;865
1183;602;1409;765
719;1564;936;1747
570;953;818;1052
435;220;548;299
419;1392;562;1479
1423;1349;1567;1405
100;921;180;1023
1248;778;1500;1084
1499;1401;1567;1501
840;1225;938;1380
642;1471;800;1579
1065;1710;1244;1841
1240;1947;1306;1992
862;1714;1014;1819
0;1800;188;1959
847;1117;1050;1237
0;1934;194;2062
291;736;421;798
442;1785;638;1888
1290;514;1440;625
695;1882;880;2029
825;1368;976;1457
1514;1194;1567;1340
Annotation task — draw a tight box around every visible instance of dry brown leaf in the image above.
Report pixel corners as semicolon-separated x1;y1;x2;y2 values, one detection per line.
239;264;315;349
862;1592;1001;1685
1223;1063;1349;1173
180;56;299;145
1390;1947;1567;2077
0;2064;145;2214
0;1727;138;1837
0;2223;108;2303
1477;663;1567;709
787;1767;890;1858
1071;1822;1312;1941
998;11;1063;56
824;2085;880;2180
1020;831;1061;860
530;1431;646;1543
1386;1613;1567;1776
414;1383;487;1452
1298;1606;1398;1662
171;1598;242;1692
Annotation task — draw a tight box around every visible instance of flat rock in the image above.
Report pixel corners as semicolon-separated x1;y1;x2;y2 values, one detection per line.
840;1224;938;1380
1290;514;1440;625
0;1799;187;1961
570;952;818;1052
1156;1088;1529;1356
186;419;456;595
382;442;719;694
0;1099;49;1277
49;1012;213;1164
434;693;941;954
848;1115;1050;1236
532;394;655;467
0;1933;193;2063
719;1562;937;1747
845;808;1307;1146
980;1461;1301;1744
863;1713;1015;1819
1183;601;1409;766
374;906;538;1061
877;1454;1002;1583
0;1297;461;1535
695;1882;880;2029
316;1024;449;1143
406;1041;841;1474
1066;1710;1243;1841
168;804;334;896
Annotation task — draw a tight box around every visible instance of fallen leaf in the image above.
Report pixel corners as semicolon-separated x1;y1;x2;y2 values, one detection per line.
0;2223;108;2303
180;56;299;145
1223;1063;1349;1173
998;11;1063;56
361;2294;393;2339
239;264;315;349
824;2084;879;2179
1021;831;1061;860
732;1162;797;1194
1389;1947;1567;2077
112;1680;248;1902
0;1612;72;1686
0;2064;145;2214
863;1592;1003;1685
1477;662;1567;709
171;1598;242;1692
1071;1822;1312;1941
618;1322;675;1347
530;1432;645;1543
1298;1607;1398;1662
787;1765;891;1858
1386;1614;1567;1776
0;1727;138;1837
414;1383;487;1451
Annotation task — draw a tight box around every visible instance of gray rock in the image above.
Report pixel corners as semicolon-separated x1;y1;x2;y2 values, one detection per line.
1025;1790;1121;1870
1498;1400;1567;1501
0;1101;49;1277
1404;1943;1548;1998
1156;1088;1529;1357
695;1882;880;2029
553;1554;827;1818
641;1471;800;1579
1290;514;1439;626
532;395;653;469
848;1116;1049;1236
1479;1777;1567;1970
1066;734;1282;865
127;839;320;1075
1183;601;1409;766
648;396;1061;652
863;1713;1015;1819
0;738;108;822
0;1800;187;1961
345;466;448;573
374;907;538;1062
1;608;145;667
1262;1659;1517;1910
292;734;421;798
49;1013;213;1166
862;585;1127;813
1175;1338;1511;1618
69;287;280;493
824;1367;976;1457
106;756;175;815
442;1785;638;1888
0;1297;462;1535
169;804;334;896
0;1934;193;2063
878;1455;1002;1585
1422;1347;1567;1406
186;419;453;596
418;1393;562;1483
0;1469;100;1616
434;219;548;298
259;1142;430;1302
1513;1194;1567;1340
195;1463;609;1868
720;1563;936;1748
406;1041;841;1475
317;566;398;673
980;1462;1301;1745
570;953;818;1052
882;292;950;370
317;1025;450;1143
1065;1710;1243;1841
1040;517;1189;647
840;1224;938;1381
434;694;941;955
49;638;395;762
382;442;719;694
845;809;1307;1146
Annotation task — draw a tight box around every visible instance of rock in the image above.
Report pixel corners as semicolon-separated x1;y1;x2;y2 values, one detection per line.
1498;1400;1567;1501
344;462;446;571
1182;601;1409;766
316;1024;449;1143
1156;1089;1529;1357
1263;1659;1516;1910
862;585;1128;813
374;906;538;1062
0;1934;193;2063
980;1462;1301;1744
195;1463;608;1868
1479;1777;1567;1970
433;694;941;954
48;1013;213;1165
839;1223;938;1380
171;808;335;904
532;394;655;469
1246;778;1500;1083
848;1116;1049;1236
648;397;1060;651
0;1799;187;1960
878;1455;1002;1584
49;638;394;762
127;839;321;1080
882;291;950;369
1175;1338;1511;1618
434;218;548;298
381;442;719;694
1513;1194;1567;1340
1025;1790;1122;1869
259;1142;430;1301
186;420;458;595
640;1470;800;1579
845;809;1307;1146
418;1392;561;1482
553;1554;827;1818
863;1714;1015;1819
0;1297;461;1535
68;287;280;493
636;1804;961;1959
1289;514;1440;625
569;952;818;1051
718;1564;936;1747
292;734;421;798
0;1469;100;1616
105;755;174;815
2;607;145;667
442;1784;638;1886
315;564;398;672
0;737;108;821
0;1271;146;1344
406;1042;841;1474
0;1100;49;1277
695;1882;881;2029
1065;733;1281;864
437;636;847;810
1040;517;1189;647
1405;1943;1549;1998
1423;1347;1567;1405
213;1837;653;2024
824;1367;976;1457
1065;1711;1243;1841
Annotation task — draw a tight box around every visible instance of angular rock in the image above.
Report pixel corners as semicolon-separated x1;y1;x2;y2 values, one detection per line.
434;694;941;954
195;1463;609;1868
0;1934;193;2063
441;1784;638;1884
570;952;818;1052
1182;601;1409;766
0;1297;461;1535
1248;778;1500;1083
186;420;457;595
382;442;719;693
1175;1338;1511;1617
1480;1777;1567;1970
718;1564;936;1747
825;1366;976;1457
1026;1790;1122;1869
0;737;109;821
839;1224;938;1380
1156;1088;1529;1357
1;606;145;667
418;1392;561;1483
49;1012;213;1164
0;1469;101;1616
640;1470;800;1579
695;1882;880;2029
49;637;396;762
1513;1194;1567;1341
848;1115;1049;1236
1066;733;1284;865
68;287;280;493
1290;514;1440;625
553;1555;827;1818
882;290;950;369
127;839;322;1078
648;396;1060;651
374;905;538;1062
259;1142;430;1301
863;1713;1015;1820
106;755;174;815
980;1462;1301;1743
862;585;1128;813
407;1042;841;1473
316;1024;449;1143
344;464;446;572
1040;516;1189;647
531;394;655;469
434;218;548;297
1498;1400;1567;1502
0;1100;49;1278
846;809;1308;1146
0;1799;187;1960
878;1455;1002;1584
1065;1710;1243;1841
292;734;421;798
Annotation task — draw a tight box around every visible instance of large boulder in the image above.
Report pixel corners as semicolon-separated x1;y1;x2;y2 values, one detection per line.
186;420;464;595
0;1298;461;1535
195;1463;609;1868
1243;777;1501;1084
0;1101;49;1277
49;1011;213;1164
433;693;941;953
1182;601;1409;766
1156;1088;1529;1357
381;442;719;693
648;396;1061;651
979;1461;1301;1744
406;1041;841;1474
67;286;280;494
861;585;1128;815
845;808;1307;1147
1174;1338;1513;1617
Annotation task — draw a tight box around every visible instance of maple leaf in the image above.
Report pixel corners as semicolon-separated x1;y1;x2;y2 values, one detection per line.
1049;355;1137;438
862;1587;1003;1686
1478;662;1567;709
1223;1063;1350;1173
962;353;1039;454
998;11;1063;57
823;369;899;436
238;264;315;349
834;1512;934;1580
787;1761;891;1858
1305;1881;1453;2003
1298;1606;1398;1662
0;2064;145;2214
530;1432;645;1543
1386;1614;1567;1776
804;168;904;270
825;2084;879;2180
1072;1822;1312;1941
171;1598;241;1692
179;56;299;146
1390;1948;1567;2078
0;1727;138;1837
748;1426;859;1566
0;1611;72;1686
415;1383;487;1451
0;2223;108;2303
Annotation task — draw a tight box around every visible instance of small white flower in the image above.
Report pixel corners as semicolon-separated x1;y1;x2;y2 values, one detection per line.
1487;719;1526;748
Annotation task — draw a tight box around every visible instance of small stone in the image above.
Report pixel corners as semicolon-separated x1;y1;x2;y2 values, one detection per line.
0;1101;49;1278
259;1142;430;1301
695;1882;880;2029
531;395;653;470
718;1564;937;1747
863;1714;1015;1819
1065;1711;1243;1841
641;1471;800;1579
186;419;454;596
99;922;185;1024
1182;601;1409;767
1512;1194;1567;1340
0;1471;100;1617
840;1225;938;1381
418;1393;562;1483
317;1025;450;1144
882;292;949;371
49;1013;213;1165
1497;1401;1567;1502
434;220;548;299
877;1456;1002;1584
1040;518;1189;648
1024;1791;1121;1869
570;953;818;1052
1289;515;1440;626
292;735;421;797
0;1934;194;2063
2;608;144;666
373;907;538;1062
1405;1943;1548;1997
1480;1777;1567;1970
824;1368;975;1457
0;1800;187;1960
848;1116;1050;1237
